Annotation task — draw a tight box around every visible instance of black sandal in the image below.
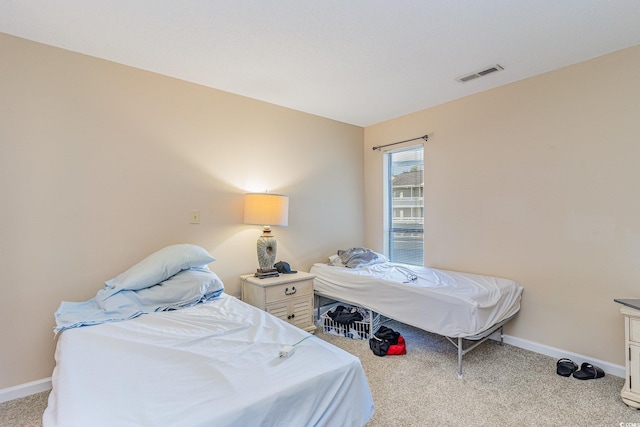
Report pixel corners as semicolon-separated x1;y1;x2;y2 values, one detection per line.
573;362;605;380
556;358;578;377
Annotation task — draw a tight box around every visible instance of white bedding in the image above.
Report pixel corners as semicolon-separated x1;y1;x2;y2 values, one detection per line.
311;262;523;338
44;293;374;427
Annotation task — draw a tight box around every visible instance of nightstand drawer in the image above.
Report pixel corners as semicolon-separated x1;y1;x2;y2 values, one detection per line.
631;318;640;343
265;279;312;303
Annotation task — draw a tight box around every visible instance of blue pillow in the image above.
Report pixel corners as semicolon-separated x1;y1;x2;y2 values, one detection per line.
123;267;224;312
105;244;216;292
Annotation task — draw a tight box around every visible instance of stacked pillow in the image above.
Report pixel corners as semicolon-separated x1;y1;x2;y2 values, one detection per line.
104;243;216;295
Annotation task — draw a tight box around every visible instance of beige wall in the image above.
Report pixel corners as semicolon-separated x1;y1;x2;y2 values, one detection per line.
364;45;640;366
0;33;364;389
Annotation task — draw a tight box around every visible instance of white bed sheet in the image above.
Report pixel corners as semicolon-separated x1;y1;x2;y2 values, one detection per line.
44;293;374;427
311;263;523;338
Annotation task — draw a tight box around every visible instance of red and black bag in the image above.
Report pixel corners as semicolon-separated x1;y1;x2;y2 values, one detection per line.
369;326;406;356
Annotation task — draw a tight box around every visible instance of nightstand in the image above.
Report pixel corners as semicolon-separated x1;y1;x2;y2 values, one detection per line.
241;271;316;333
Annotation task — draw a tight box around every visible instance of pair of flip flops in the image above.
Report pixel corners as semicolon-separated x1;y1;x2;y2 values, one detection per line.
556;358;605;380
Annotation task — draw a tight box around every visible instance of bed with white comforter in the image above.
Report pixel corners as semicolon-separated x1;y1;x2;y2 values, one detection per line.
311;261;522;338
44;244;374;427
311;247;524;377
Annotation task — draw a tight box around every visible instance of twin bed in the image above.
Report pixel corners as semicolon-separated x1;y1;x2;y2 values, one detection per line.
311;248;524;377
44;245;374;427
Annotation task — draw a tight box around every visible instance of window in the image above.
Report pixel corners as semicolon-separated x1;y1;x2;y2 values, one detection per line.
384;145;424;266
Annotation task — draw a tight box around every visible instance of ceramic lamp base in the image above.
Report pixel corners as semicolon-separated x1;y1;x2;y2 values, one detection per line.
256;230;277;273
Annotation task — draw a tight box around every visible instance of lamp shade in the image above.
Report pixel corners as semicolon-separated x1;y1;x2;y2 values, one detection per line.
244;193;289;226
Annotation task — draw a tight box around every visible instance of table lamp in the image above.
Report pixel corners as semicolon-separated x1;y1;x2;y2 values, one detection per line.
244;193;289;278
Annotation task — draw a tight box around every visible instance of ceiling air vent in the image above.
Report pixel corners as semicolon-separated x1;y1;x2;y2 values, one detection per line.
456;64;504;83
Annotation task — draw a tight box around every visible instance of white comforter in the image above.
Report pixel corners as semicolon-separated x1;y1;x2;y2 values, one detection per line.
44;293;374;427
311;262;523;338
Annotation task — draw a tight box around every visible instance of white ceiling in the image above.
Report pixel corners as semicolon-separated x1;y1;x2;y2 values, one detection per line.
2;1;640;127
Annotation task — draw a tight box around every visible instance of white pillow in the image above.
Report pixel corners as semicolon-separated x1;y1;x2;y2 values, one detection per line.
105;244;216;292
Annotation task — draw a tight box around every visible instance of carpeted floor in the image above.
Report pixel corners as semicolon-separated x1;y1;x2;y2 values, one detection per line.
321;320;640;426
3;320;640;426
0;391;49;427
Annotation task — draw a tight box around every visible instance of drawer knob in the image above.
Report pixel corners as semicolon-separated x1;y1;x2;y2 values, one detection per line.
285;286;297;296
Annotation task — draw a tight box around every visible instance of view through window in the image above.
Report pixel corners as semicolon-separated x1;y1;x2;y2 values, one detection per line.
385;145;424;266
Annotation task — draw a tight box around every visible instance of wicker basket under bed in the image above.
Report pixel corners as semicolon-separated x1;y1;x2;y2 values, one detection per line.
319;303;380;340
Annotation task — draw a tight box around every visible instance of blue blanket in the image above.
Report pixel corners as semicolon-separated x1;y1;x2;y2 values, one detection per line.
54;267;224;333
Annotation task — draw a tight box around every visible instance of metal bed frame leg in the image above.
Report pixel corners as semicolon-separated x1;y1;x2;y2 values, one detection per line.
450;323;508;379
457;338;463;379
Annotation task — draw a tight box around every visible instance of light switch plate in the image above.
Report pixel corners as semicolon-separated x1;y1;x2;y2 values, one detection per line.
190;210;200;224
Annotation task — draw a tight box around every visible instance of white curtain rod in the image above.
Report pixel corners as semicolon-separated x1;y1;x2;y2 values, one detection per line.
372;134;429;151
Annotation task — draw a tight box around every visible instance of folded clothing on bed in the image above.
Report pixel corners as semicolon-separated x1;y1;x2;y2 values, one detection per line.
335;247;388;268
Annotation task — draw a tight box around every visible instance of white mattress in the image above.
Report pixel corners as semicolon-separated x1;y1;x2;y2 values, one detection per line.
311;263;523;338
43;293;374;427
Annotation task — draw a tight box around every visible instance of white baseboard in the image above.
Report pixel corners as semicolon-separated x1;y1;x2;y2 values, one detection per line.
491;332;625;378
0;378;51;404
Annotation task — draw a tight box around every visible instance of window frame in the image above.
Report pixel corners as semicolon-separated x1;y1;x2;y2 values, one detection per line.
383;143;425;266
